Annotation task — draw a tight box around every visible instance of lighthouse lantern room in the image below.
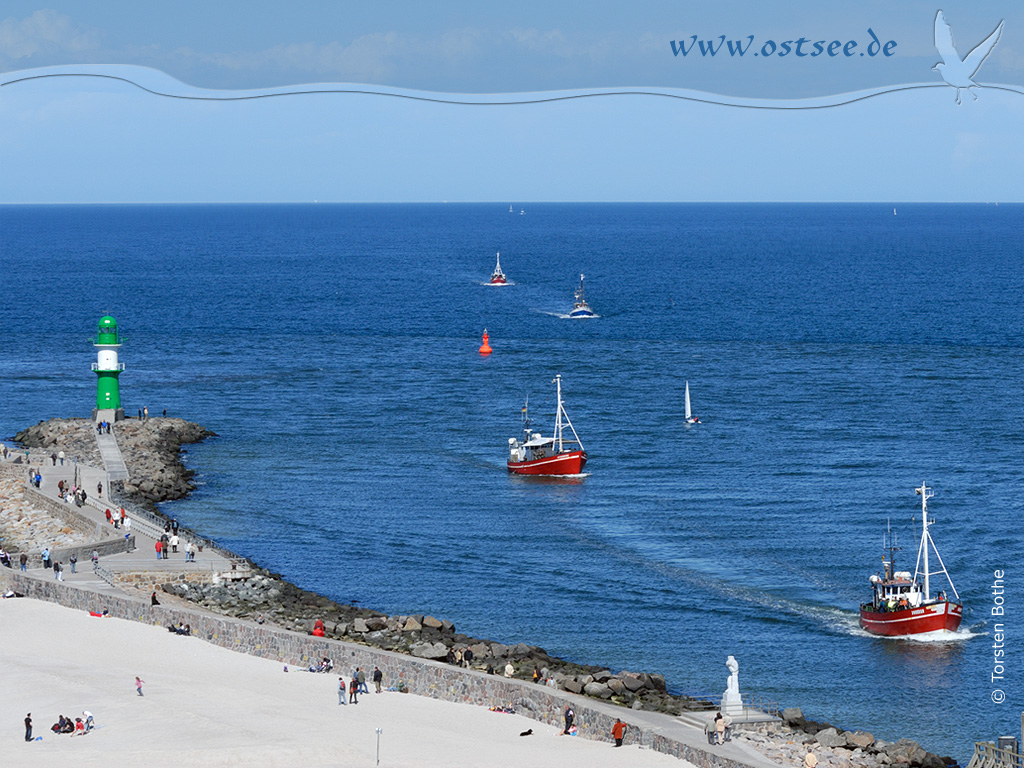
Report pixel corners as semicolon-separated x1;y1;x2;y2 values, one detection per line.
92;315;125;421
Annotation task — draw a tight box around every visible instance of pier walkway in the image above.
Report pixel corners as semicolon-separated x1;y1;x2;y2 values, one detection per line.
1;449;781;768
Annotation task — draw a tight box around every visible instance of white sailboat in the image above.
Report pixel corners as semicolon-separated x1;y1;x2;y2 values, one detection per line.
685;381;700;424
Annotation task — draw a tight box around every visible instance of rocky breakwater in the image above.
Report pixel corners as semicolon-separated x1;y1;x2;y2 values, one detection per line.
161;570;687;714
114;418;215;505
735;708;957;768
13;418;102;466
15;417;216;507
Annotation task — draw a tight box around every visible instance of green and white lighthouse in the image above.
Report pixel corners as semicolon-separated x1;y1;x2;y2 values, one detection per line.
92;315;125;417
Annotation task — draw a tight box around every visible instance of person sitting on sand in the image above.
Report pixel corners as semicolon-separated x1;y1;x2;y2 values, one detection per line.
72;718;85;736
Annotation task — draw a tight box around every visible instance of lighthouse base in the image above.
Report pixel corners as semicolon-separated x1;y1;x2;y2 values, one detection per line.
92;407;125;424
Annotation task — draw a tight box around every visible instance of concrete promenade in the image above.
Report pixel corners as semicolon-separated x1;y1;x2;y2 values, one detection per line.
1;447;781;768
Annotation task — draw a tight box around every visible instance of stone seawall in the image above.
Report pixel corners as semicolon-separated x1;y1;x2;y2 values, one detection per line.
0;569;747;768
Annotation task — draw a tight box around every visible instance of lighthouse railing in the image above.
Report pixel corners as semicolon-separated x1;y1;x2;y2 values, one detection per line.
91;362;125;371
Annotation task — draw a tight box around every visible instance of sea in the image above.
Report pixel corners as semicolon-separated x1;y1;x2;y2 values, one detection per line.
1;203;1020;761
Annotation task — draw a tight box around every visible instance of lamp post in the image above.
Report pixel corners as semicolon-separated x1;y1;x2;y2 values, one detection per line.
376;727;383;766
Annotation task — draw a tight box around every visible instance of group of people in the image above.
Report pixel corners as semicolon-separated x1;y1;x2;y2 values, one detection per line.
446;646;476;667
309;656;335;673
56;480;89;507
336;666;384;704
705;711;733;745
103;507;131;531
48;711;94;736
166;622;192;635
95;420;112;434
49;450;66;465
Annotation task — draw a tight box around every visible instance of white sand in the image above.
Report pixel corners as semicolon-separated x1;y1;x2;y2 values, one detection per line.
1;598;691;767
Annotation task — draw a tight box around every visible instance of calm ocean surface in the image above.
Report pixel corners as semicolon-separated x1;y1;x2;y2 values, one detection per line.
1;203;1020;760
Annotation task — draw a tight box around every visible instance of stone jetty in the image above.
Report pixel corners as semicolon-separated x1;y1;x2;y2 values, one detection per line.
15;416;215;506
3;416;959;768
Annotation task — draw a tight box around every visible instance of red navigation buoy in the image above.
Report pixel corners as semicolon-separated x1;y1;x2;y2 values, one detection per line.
479;329;492;355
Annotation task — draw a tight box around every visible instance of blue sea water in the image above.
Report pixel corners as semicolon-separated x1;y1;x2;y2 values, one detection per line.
1;203;1021;761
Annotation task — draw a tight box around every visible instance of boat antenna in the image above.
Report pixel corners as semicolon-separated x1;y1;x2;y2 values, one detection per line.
911;482;960;602
553;375;563;452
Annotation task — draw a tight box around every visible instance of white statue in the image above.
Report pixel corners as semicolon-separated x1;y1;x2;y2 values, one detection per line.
721;655;743;715
726;656;739;694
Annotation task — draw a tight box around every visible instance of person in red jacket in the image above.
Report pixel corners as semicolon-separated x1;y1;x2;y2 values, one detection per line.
611;719;627;747
155;540;163;560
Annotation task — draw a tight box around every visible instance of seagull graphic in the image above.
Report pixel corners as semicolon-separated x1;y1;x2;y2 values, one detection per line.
932;10;1004;105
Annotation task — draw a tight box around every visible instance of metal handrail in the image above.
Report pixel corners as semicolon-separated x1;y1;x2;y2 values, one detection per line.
679;691;781;716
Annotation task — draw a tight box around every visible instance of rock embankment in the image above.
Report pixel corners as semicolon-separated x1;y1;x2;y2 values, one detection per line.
734;707;956;768
14;418;102;466
14;417;216;507
0;477;93;555
115;419;215;505
161;572;686;714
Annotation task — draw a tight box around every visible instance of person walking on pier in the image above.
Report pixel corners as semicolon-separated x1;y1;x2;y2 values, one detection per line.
357;667;368;694
135;677;145;696
338;677;347;705
170;534;179;554
20;552;27;571
563;706;575;735
69;553;77;574
58;450;64;465
50;452;56;466
25;713;32;742
155;540;163;560
42;547;51;569
349;678;359;704
373;667;383;693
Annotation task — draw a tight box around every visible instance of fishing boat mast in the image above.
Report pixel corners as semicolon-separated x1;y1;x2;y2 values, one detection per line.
552;374;584;453
913;482;961;602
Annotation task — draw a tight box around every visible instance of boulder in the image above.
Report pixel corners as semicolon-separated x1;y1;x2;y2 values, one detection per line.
490;643;508;658
592;669;613;683
352;617;369;633
817;728;848;749
403;617;423;631
607;679;626;695
576;674;594;686
410;641;448;659
648;673;667;692
441;619;455;633
621;675;646;692
847;732;875;749
422;615;443;629
783;707;806;725
510;642;531;658
584;682;612;699
562;679;583;694
365;616;388;631
469;642;490;658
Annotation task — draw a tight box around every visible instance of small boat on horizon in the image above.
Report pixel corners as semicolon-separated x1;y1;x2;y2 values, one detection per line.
507;375;587;476
684;381;700;424
489;252;508;285
859;483;963;638
509;205;514;213
569;274;597;318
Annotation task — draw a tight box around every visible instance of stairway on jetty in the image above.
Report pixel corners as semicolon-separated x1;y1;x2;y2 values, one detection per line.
94;410;129;481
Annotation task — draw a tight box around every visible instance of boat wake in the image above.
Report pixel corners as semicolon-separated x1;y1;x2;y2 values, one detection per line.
533;310;601;319
479;281;515;286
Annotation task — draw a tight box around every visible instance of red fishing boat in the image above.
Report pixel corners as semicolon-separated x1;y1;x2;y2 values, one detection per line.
507;375;587;475
859;483;963;638
489;252;508;284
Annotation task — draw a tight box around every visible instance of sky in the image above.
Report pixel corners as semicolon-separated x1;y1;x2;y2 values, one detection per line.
1;2;1022;202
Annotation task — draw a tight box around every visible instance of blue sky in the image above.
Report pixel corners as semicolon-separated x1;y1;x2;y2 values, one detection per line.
1;2;1022;202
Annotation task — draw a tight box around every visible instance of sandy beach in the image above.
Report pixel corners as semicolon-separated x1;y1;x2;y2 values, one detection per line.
1;597;692;768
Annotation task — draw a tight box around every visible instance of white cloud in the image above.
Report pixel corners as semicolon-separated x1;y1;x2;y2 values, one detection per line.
0;9;98;61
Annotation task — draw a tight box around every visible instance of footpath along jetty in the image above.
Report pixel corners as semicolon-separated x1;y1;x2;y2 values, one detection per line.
1;416;958;768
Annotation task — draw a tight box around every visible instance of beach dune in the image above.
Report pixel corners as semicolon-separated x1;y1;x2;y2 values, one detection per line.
1;598;690;768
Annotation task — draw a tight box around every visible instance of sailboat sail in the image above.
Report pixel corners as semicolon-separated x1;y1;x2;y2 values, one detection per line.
684;381;692;421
